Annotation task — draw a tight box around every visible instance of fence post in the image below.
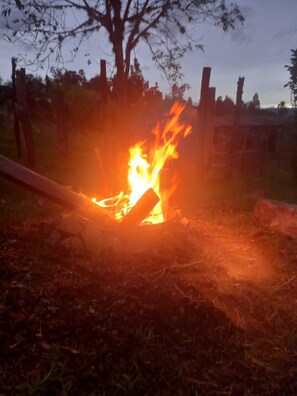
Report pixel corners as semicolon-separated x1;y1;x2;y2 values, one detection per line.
100;59;108;99
225;77;244;178
195;67;211;182
205;87;216;171
11;58;22;158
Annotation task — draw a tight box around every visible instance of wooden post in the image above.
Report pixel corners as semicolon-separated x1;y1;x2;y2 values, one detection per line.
100;59;110;103
11;58;22;158
99;59;108;124
100;60;107;86
195;67;211;181
225;77;244;178
205;87;216;170
15;68;35;169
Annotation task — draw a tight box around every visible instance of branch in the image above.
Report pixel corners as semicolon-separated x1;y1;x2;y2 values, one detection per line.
131;0;171;47
123;0;132;22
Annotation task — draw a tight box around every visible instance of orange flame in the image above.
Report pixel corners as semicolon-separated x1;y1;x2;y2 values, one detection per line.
93;102;191;224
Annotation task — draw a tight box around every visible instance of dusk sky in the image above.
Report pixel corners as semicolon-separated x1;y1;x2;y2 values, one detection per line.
1;0;297;107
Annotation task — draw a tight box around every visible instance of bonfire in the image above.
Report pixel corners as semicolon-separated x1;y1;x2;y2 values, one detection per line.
92;102;192;225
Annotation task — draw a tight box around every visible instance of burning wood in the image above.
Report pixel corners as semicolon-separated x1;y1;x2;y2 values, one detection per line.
121;188;160;226
0;154;115;225
1;102;192;230
92;102;192;225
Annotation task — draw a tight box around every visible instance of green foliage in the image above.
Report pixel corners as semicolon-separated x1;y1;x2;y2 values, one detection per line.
125;58;163;105
65;84;101;133
285;49;297;108
277;101;288;118
126;58;149;105
171;82;190;101
289;116;297;180
50;68;86;87
0;81;12;107
215;96;235;115
252;92;260;109
25;73;47;112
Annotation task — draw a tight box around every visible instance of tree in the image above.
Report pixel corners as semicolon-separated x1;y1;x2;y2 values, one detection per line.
277;100;288;118
171;82;190;101
1;1;244;96
126;57;149;104
50;68;86;87
285;49;297;108
215;95;235;115
252;92;260;109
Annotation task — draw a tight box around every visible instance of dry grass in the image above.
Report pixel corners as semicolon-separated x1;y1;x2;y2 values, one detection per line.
1;213;297;394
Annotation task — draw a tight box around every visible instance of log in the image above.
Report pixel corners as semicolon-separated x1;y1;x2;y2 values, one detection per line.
121;188;160;227
0;155;116;225
253;198;297;239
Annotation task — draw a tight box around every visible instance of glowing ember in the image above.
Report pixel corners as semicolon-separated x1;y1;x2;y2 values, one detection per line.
93;102;192;224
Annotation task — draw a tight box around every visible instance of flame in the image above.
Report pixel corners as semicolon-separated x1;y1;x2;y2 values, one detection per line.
93;102;191;224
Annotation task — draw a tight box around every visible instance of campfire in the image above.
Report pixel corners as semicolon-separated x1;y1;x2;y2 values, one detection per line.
92;102;192;226
0;102;193;249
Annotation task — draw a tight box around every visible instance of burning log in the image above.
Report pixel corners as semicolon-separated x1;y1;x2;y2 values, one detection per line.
0;154;115;225
121;188;160;227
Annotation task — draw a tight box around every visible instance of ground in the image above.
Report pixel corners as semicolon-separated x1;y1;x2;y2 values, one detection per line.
1;212;297;395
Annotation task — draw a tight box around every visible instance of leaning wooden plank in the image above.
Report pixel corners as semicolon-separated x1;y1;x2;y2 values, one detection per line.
121;188;160;227
253;198;297;239
0;154;116;225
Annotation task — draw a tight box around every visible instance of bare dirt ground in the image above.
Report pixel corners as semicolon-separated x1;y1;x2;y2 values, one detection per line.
1;214;297;395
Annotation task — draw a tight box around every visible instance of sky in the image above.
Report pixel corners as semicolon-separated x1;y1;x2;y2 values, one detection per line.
0;0;297;107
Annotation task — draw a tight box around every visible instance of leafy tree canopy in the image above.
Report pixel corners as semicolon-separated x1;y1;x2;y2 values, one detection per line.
1;0;244;94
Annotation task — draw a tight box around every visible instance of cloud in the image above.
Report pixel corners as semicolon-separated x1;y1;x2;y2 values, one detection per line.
229;4;256;44
273;27;297;41
230;25;252;44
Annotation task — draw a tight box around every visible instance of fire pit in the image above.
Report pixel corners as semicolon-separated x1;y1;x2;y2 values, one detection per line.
0;102;192;233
